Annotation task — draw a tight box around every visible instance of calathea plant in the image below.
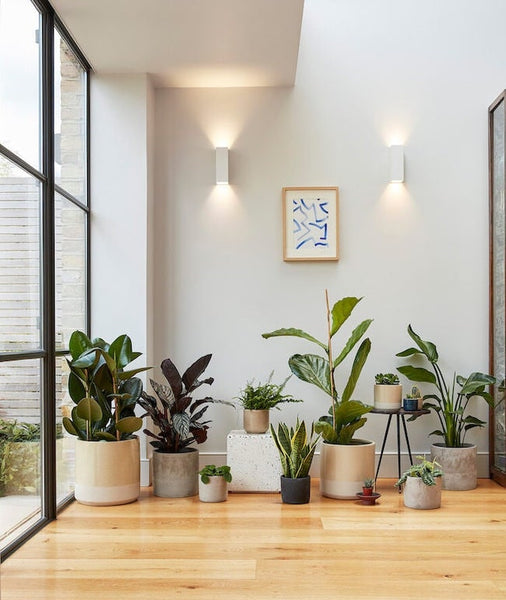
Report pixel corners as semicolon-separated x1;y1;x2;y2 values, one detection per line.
138;354;232;453
62;331;149;441
396;325;496;447
262;292;373;444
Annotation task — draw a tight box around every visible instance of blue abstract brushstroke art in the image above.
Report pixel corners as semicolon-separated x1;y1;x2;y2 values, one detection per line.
292;197;329;249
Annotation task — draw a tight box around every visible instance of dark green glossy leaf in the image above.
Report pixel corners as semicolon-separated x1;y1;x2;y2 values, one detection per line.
342;338;371;403
333;319;373;368
109;334;133;369
115;416;143;434
397;365;437;385
330;297;362;337
314;420;338;443
407;325;439;363
69;330;93;360
395;347;422;357
262;328;327;351
288;354;331;396
76;396;102;423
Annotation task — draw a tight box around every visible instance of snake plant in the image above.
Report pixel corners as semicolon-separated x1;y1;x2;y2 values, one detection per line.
270;419;320;478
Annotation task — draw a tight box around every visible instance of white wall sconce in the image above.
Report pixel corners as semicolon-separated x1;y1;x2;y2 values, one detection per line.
389;145;404;183
215;147;229;185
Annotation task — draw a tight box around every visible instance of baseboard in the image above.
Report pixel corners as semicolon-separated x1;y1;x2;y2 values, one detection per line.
140;458;151;487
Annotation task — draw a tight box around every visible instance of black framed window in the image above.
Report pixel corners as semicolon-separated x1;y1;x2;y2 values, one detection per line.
0;0;90;560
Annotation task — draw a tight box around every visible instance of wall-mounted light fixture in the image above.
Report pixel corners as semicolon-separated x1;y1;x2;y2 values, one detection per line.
389;144;404;183
215;147;229;185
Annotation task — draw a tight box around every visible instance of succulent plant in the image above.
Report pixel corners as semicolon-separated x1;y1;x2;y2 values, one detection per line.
270;419;320;479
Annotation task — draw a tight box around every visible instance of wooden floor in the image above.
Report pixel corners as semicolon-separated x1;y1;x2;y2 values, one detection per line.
1;479;505;600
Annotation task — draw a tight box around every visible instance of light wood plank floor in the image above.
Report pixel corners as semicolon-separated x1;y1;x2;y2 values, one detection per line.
1;479;505;599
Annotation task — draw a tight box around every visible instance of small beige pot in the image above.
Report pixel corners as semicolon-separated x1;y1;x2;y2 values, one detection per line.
374;384;402;410
431;443;477;490
243;409;269;434
320;440;375;499
403;476;442;509
152;448;198;497
199;475;228;502
75;437;140;506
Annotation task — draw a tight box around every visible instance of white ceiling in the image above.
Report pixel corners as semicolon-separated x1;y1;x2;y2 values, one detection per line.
51;0;305;88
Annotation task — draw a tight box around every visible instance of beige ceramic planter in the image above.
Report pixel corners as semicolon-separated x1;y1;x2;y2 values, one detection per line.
374;384;402;410
152;448;198;497
243;409;270;434
75;437;140;506
403;476;442;509
431;443;477;490
199;475;228;502
320;440;376;499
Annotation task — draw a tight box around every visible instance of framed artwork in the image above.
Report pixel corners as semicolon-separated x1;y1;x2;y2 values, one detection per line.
282;187;339;261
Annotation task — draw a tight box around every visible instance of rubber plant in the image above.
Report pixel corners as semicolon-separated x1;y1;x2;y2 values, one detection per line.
396;325;496;447
262;292;373;444
270;419;320;478
62;331;149;441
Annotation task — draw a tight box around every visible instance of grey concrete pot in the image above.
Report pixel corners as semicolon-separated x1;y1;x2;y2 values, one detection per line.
403;476;442;509
152;448;198;497
431;443;477;490
199;475;228;502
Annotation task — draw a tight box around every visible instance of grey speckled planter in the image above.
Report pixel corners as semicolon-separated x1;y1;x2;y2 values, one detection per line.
431;443;477;490
403;476;442;509
152;448;198;497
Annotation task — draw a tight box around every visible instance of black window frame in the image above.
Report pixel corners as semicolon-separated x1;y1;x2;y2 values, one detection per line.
0;0;91;560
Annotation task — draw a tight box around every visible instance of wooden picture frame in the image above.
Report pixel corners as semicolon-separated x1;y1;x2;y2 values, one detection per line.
282;187;339;262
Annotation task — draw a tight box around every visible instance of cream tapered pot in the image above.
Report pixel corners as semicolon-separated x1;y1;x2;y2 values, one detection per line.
320;440;376;499
430;443;477;490
374;384;402;410
243;409;270;434
75;437;140;506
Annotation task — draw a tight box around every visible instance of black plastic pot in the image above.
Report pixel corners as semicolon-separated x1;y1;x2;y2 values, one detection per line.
280;475;311;504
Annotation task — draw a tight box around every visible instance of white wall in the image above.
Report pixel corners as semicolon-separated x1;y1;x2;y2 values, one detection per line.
151;0;506;475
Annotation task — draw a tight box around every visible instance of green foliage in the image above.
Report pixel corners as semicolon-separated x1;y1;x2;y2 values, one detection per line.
406;386;422;399
199;464;232;484
270;419;320;478
62;331;148;442
237;372;302;410
395;456;443;487
375;373;400;385
363;478;374;488
262;294;373;444
138;354;233;453
397;325;497;447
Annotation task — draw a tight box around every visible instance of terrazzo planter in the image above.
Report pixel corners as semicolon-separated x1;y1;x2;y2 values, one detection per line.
374;384;402;410
403;476;442;509
280;475;311;504
320;440;376;499
243;409;270;434
153;448;198;498
199;475;228;503
430;443;477;490
75;437;140;506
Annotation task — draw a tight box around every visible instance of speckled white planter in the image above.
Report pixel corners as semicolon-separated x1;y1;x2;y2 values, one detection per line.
431;443;477;490
227;430;281;492
403;476;442;509
374;384;402;410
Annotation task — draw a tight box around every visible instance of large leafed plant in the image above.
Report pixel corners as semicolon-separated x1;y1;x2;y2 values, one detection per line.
262;293;373;444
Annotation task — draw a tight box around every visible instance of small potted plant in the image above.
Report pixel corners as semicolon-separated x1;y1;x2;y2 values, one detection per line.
362;478;375;496
270;419;320;504
236;372;302;434
395;456;443;509
403;386;422;411
138;354;233;498
198;464;232;503
374;372;402;410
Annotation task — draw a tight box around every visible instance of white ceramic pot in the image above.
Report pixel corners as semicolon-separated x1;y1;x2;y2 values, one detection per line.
430;443;477;490
403;476;442;509
374;384;402;410
243;409;270;434
75;437;140;506
320;440;376;499
199;475;228;502
152;448;198;497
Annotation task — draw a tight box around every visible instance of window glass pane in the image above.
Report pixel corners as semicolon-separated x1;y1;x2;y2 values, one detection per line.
0;156;41;352
55;194;86;351
0;0;41;169
0;358;42;549
54;30;86;204
56;357;74;502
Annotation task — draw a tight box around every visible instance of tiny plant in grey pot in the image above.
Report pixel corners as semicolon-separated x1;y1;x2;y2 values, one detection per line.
198;465;232;503
395;456;443;510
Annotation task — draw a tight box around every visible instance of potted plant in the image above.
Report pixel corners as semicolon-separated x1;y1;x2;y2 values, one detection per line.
62;331;149;505
397;325;496;490
138;354;232;498
198;464;232;503
395;456;443;509
374;372;402;410
236;372;302;434
263;292;375;499
362;478;375;496
270;419;320;504
403;385;422;411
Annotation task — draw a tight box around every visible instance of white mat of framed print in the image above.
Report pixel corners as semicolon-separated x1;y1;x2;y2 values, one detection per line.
282;187;339;261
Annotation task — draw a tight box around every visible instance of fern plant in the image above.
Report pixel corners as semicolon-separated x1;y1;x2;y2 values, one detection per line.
270;419;320;478
236;373;302;410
